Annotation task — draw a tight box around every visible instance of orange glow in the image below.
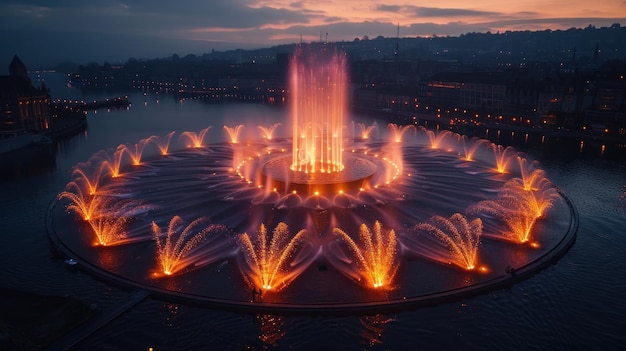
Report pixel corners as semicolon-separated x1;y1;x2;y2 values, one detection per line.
224;124;245;143
70;162;105;196
468;156;560;244
149;131;176;156
98;147;125;178
492;144;517;174
258;123;282;140
238;223;308;291
388;123;414;143
89;215;129;246
461;136;489;163
410;213;482;270
58;183;109;221
357;122;377;140
124;138;152;166
290;48;347;174
151;216;220;276
332;221;399;289
179;126;211;148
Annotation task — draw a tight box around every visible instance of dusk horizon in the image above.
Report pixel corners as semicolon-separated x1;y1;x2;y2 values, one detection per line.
1;0;625;67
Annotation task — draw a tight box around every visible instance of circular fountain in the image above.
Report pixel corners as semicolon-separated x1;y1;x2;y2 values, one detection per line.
48;47;577;314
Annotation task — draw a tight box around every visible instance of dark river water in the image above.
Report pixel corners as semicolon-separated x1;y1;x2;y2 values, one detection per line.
1;73;625;350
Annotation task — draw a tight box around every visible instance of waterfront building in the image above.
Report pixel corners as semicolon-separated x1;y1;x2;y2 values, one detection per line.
0;56;51;135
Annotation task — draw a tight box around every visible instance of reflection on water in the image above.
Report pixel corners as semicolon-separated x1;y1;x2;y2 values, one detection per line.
360;314;394;348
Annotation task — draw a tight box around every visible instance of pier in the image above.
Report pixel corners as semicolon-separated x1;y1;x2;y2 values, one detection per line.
52;96;130;112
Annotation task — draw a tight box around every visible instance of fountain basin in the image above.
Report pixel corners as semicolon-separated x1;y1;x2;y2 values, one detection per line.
47;140;578;315
262;154;377;196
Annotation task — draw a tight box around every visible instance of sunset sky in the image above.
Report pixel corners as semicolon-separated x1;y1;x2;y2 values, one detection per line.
1;0;625;67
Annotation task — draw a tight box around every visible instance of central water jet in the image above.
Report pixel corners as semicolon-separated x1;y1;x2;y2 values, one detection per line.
290;47;347;174
261;48;380;196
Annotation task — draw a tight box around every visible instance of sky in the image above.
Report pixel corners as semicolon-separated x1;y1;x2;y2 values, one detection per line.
1;0;625;68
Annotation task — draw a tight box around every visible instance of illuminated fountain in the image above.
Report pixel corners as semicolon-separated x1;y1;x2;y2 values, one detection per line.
49;46;577;313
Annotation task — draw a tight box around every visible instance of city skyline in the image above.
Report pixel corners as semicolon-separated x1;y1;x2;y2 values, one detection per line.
1;0;625;67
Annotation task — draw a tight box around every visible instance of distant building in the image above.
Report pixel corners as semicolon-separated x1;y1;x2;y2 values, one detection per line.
0;55;51;136
424;71;507;117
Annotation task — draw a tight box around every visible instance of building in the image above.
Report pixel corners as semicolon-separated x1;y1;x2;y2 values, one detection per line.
0;55;51;136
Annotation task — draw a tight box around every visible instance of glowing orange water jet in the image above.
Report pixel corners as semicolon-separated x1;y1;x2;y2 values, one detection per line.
388;123;415;143
332;221;399;289
89;215;129;246
492;144;517;174
461;136;489;162
224;124;244;143
97;146;126;178
58;183;112;221
357;122;377;140
151;216;224;276
423;128;455;149
469;193;539;243
179;126;211;148
149;131;176;156
516;158;554;193
290;48;347;174
123;137;152;165
237;222;308;291
258;123;282;140
409;213;482;270
70;162;106;195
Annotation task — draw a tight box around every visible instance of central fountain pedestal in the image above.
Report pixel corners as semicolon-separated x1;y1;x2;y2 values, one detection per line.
261;154;377;196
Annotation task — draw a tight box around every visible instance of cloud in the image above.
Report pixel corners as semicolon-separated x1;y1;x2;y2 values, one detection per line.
415;7;502;18
376;5;502;18
0;0;624;66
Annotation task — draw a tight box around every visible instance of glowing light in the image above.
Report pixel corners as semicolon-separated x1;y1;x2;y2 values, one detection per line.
89;215;129;246
258;123;282;140
492;144;517;174
408;213;482;270
70;161;105;196
333;221;399;289
149;131;176;156
237;223;308;292
152;216;225;276
388;123;414;143
290;48;347;173
357;122;377;140
179;126;211;148
124;138;152;166
224;124;244;143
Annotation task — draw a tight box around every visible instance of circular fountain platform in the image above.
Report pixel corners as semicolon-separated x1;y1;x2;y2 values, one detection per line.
47;139;578;315
262;154;377;195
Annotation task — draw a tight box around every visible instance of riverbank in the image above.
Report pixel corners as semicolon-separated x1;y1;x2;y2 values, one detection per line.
45;111;87;140
353;106;626;145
